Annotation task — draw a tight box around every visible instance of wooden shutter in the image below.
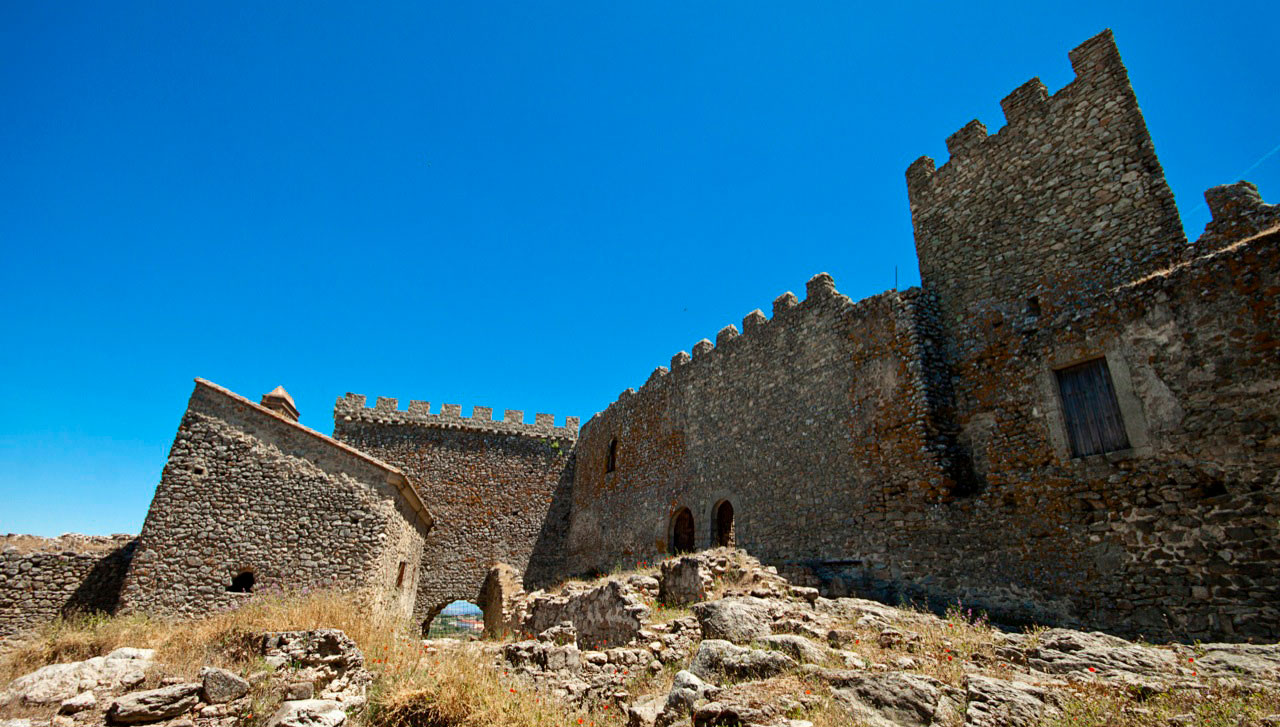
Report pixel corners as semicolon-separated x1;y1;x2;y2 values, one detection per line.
1056;358;1130;457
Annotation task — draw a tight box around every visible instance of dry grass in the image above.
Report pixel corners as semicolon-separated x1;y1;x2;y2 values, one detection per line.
0;589;402;686
370;642;625;727
1045;681;1280;727
823;603;1024;688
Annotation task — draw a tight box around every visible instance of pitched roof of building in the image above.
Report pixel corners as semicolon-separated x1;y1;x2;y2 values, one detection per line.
193;378;434;531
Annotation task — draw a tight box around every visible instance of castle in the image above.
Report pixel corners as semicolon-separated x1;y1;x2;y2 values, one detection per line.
3;30;1277;644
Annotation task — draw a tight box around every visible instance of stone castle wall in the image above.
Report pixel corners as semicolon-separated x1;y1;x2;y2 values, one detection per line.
0;534;136;640
839;216;1280;640
567;30;1280;642
565;273;945;579
333;395;577;629
4;29;1275;645
906;30;1186;338
119;380;430;621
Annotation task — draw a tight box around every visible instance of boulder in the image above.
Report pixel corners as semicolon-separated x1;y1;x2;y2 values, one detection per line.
265;699;347;727
963;675;1058;727
761;635;828;665
58;691;96;715
1026;629;1176;677
1;648;155;705
658;670;721;726
691;598;773;643
200;667;249;704
1187;643;1280;682
830;672;963;727
626;696;663;727
106;683;201;724
689;640;796;682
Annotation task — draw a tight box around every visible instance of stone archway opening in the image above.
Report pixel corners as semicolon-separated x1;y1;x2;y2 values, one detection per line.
425;600;484;640
672;507;695;554
713;500;735;547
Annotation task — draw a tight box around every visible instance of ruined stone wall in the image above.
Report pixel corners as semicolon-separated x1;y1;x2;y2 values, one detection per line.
332;396;577;629
0;534;136;640
118;380;429;621
860;217;1280;641
567;273;946;581
907;30;1186;334
887;27;1280;641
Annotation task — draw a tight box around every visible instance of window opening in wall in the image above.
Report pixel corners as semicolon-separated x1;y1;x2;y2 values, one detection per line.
713;500;735;547
1026;296;1041;316
606;438;618;473
228;571;255;593
672;507;695;554
395;561;407;589
426;600;483;639
1056;357;1130;457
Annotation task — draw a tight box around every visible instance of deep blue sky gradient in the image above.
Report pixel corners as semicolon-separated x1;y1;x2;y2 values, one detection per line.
2;2;1277;536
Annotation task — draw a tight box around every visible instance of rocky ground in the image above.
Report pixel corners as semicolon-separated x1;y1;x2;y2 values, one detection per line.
2;548;1278;726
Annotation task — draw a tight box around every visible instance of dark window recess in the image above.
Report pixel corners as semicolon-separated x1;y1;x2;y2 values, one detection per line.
228;571;255;593
713;501;735;547
395;561;407;589
672;508;695;554
1056;358;1130;457
606;438;618;473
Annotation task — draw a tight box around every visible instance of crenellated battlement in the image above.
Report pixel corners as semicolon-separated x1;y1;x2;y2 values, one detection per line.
906;30;1130;201
335;394;579;440
906;28;1185;325
586;271;902;430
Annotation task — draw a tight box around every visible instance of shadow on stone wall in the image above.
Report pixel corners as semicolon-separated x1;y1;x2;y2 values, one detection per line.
524;453;576;591
63;538;138;617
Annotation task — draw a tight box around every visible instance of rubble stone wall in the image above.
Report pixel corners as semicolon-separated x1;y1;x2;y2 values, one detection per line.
333;396;577;630
118;380;428;621
0;535;137;640
906;30;1187;338
566;273;943;580
870;223;1280;641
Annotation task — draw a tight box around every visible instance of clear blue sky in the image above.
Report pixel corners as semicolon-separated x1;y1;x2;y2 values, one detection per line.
2;2;1277;536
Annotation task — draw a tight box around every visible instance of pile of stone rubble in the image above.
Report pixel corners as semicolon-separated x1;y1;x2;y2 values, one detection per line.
4;547;1279;727
478;547;1280;727
0;630;369;727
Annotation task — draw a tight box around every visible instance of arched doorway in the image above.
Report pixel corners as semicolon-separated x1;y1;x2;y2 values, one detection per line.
713;500;734;547
425;600;484;639
672;507;695;554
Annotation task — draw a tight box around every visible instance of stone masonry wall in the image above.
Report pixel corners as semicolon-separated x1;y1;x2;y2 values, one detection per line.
0;534;136;640
333;396;577;630
906;30;1186;335
566;273;946;582
118;380;430;621
866;217;1280;641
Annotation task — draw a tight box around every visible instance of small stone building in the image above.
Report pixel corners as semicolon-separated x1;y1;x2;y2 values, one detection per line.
118;380;433;621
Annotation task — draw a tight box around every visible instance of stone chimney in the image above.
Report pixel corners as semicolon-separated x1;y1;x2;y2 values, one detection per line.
261;386;299;421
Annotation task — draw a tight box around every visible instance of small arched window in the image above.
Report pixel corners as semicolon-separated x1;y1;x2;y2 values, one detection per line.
606;438;618;473
228;571;255;593
713;500;735;547
671;508;695;554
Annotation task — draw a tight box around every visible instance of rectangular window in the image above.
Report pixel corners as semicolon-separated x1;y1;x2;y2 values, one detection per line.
395;561;407;589
1055;357;1130;457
